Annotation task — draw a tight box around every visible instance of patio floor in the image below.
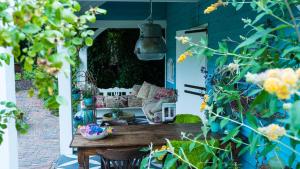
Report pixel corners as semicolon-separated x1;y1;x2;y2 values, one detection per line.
17;90;60;169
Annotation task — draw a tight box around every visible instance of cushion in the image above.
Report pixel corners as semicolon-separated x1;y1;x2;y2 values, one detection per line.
105;96;120;108
154;88;175;100
147;85;160;99
128;95;143;107
95;95;105;108
131;85;142;96
137;81;151;99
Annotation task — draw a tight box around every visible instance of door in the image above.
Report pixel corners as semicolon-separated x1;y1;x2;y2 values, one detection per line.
176;29;207;121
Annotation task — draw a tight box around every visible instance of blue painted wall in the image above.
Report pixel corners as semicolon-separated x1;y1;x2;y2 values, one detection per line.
165;1;254;89
97;2;167;20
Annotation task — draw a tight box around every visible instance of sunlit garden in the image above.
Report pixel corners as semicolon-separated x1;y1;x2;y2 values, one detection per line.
0;0;300;169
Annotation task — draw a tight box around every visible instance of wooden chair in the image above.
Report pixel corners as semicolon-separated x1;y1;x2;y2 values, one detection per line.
97;147;149;169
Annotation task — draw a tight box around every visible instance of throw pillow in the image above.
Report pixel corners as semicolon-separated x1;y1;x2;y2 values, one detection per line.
148;84;160;99
137;81;151;99
154;88;175;100
131;85;142;96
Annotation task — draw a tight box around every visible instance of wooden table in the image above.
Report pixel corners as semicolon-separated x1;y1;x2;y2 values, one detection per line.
70;124;202;169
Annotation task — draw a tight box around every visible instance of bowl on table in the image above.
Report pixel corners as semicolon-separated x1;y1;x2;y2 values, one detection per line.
79;124;113;141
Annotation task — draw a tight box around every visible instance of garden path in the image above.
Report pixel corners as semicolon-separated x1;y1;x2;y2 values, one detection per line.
17;90;60;169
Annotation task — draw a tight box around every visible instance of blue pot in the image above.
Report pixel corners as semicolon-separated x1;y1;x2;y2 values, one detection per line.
83;110;95;125
210;121;220;133
84;98;93;107
72;93;80;101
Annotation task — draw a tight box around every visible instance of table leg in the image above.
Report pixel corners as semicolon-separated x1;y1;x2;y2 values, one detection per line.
78;149;85;169
84;155;90;169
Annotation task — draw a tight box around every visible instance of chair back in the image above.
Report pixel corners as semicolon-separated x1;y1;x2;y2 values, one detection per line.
97;147;149;169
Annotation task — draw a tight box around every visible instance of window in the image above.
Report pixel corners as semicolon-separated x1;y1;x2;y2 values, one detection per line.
167;58;174;83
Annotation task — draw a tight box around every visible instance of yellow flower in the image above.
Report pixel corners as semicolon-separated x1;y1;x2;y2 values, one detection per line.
258;124;286;141
177;54;187;63
204;0;224;14
280;68;298;86
175;36;190;44
266;69;280;78
200;101;207;111
263;77;281;94
204;94;209;102
276;84;291;100
296;68;300;78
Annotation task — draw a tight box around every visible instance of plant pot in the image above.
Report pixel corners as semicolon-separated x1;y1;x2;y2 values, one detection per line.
83;110;95;125
210;121;220;133
84;98;93;107
72;93;81;101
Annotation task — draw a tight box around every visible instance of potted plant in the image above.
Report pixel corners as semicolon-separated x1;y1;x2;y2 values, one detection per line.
72;87;81;101
82;88;93;107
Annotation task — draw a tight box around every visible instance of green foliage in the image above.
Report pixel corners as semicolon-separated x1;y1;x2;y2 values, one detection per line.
0;101;29;144
174;114;202;124
88;29;165;88
163;0;300;168
0;0;106;144
168;140;219;169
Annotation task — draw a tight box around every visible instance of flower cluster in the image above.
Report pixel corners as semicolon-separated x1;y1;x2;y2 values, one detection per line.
258;124;286;141
246;68;300;99
177;51;192;63
204;0;225;14
175;36;190;44
200;95;209;111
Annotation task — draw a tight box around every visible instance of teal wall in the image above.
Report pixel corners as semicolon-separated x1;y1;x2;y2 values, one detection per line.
165;1;254;89
97;2;167;20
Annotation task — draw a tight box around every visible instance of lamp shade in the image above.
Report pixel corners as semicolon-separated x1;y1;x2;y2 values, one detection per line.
134;23;167;61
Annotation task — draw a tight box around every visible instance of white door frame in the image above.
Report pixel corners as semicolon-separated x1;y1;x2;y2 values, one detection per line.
175;26;208;121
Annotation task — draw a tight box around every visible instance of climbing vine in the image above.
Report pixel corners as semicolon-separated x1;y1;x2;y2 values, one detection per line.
0;0;106;144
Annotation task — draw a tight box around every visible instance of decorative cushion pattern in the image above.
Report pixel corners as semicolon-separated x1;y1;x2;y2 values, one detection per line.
95;95;105;108
104;96;128;108
137;82;151;99
128;95;143;107
154;88;175;100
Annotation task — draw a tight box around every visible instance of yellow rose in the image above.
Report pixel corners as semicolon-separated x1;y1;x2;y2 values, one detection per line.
200;101;207;111
263;77;281;94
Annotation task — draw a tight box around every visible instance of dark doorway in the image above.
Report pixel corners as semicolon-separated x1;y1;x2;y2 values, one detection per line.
88;28;165;88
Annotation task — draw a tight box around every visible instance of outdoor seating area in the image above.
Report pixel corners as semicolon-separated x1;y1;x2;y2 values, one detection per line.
0;0;300;169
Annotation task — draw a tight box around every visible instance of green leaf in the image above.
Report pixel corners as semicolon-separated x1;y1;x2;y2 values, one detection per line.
85;37;93;46
281;46;300;58
262;96;277;118
72;37;83;45
290;101;300;131
164;156;178;169
238;146;249;156
234;28;272;51
260;143;276;157
5;102;15;108
249;134;259;154
22;23;41;34
220;118;229;129
222;126;240;143
245;112;257;128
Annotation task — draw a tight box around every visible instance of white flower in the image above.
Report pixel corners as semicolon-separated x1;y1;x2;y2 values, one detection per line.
283;103;292;110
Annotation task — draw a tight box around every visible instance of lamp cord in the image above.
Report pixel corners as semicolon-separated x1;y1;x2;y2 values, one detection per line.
147;0;153;23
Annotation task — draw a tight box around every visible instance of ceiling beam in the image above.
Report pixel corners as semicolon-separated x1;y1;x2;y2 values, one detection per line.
89;20;167;29
78;0;198;2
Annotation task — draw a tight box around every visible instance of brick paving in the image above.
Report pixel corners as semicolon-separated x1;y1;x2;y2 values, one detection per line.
17;90;60;169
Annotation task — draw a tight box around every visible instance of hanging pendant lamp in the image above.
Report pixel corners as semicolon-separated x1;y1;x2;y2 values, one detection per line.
134;0;167;61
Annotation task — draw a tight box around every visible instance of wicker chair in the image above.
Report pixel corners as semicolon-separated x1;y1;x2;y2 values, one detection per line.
97;147;149;169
